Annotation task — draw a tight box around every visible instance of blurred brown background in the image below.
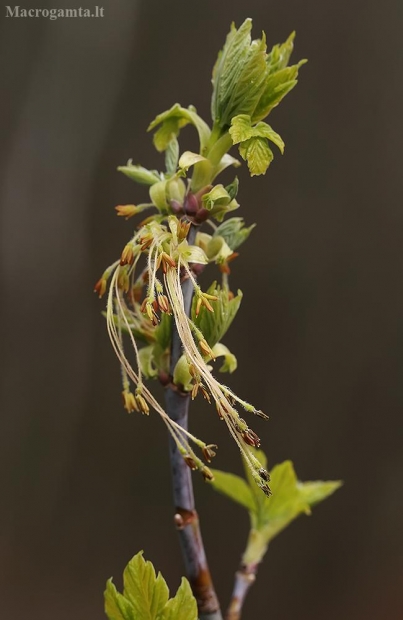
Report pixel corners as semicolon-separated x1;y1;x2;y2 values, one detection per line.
1;0;402;618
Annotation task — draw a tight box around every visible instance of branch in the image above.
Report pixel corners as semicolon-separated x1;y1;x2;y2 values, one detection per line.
165;225;223;620
225;563;258;620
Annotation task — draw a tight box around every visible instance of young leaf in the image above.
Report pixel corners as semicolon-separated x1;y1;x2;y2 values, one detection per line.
191;282;243;347
253;60;306;121
239;137;274;176
104;552;199;620
123;551;169;619
211;19;255;126
159;578;198;620
211;20;305;128
266;32;296;74
229;114;255;144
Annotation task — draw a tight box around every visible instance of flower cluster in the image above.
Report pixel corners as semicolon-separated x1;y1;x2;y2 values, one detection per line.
96;208;270;494
95;20;305;495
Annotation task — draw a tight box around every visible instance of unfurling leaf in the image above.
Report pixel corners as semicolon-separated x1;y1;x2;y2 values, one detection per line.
214;217;255;251
211;19;306;128
104;551;197;620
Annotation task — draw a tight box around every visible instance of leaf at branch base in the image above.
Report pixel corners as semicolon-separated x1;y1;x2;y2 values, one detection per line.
104;551;197;620
159;578;198;620
105;579;136;620
209;449;341;565
123;551;169;619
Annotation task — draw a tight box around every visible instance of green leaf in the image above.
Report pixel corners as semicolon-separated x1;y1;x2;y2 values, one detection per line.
123;551;169;619
297;480;343;507
104;551;199;620
210;448;341;565
202;184;232;210
252;122;284;153
198;234;233;264
225;177;239;201
191;281;243;347
149;180;169;211
209;469;256;513
118;162;160;186
209;198;240;222
211;19;255;126
138;345;158;379
229;114;254;144
211;21;306;128
165;139;179;176
159;578;198;620
239;137;273;176
173;355;193;392
105;579;136;620
266;32;296;74
212;153;241;180
214;217;255;251
230;115;284;152
211;342;238;373
154;313;172;350
148;104;211;153
253;59;307;121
